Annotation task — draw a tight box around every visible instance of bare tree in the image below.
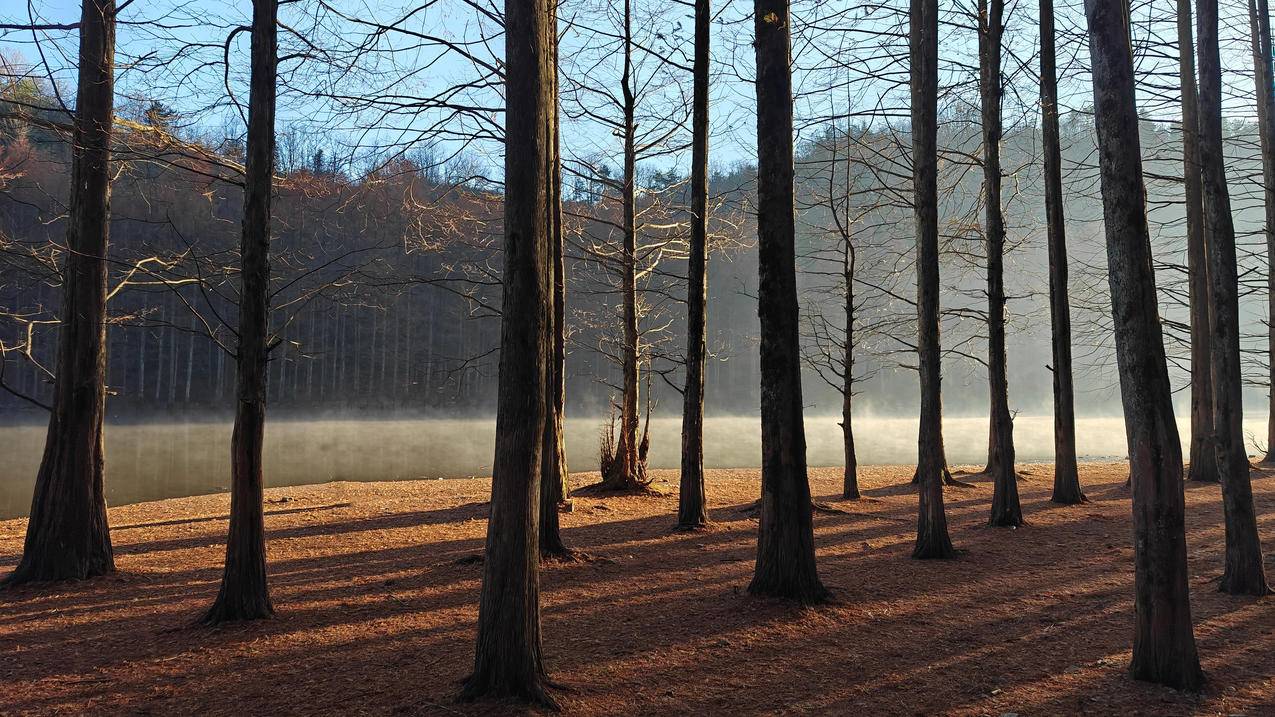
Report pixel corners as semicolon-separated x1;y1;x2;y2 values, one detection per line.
911;0;955;559
1196;0;1271;597
678;0;711;529
1084;0;1203;689
748;0;828;603
1250;0;1275;468
3;0;117;586
461;0;556;702
203;0;279;624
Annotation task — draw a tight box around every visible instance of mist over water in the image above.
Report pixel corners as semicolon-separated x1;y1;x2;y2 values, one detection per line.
0;413;1268;519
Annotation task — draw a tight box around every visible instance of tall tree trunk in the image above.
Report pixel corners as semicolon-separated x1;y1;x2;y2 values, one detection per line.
911;0;956;559
541;6;571;557
1041;0;1083;503
1084;0;1204;689
980;0;1021;527
602;0;645;491
842;238;859;500
460;0;554;702
1180;0;1218;482
749;0;828;603
203;0;278;624
1251;0;1275;467
1197;0;1271;596
4;0;117;586
678;0;711;529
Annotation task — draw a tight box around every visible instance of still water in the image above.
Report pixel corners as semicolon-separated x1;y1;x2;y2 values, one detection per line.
0;414;1267;519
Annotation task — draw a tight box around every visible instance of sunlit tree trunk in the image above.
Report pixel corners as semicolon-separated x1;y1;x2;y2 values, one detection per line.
1084;0;1204;688
4;0;117;586
749;0;828;603
1197;0;1271;596
911;0;955;559
460;0;554;702
1040;0;1082;503
203;0;278;625
678;0;711;529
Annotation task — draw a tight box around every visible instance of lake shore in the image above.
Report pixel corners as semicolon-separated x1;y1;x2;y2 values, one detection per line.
2;462;1273;715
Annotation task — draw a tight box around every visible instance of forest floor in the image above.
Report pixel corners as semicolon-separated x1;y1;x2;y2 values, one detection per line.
1;462;1274;716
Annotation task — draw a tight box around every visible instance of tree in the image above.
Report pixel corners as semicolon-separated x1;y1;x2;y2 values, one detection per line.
1177;0;1217;484
1083;0;1204;688
979;0;1022;527
203;0;279;624
1250;0;1275;468
1196;0;1271;596
460;0;555;701
678;0;711;529
748;0;828;603
911;0;956;559
540;0;571;559
1039;0;1083;504
3;0;117;586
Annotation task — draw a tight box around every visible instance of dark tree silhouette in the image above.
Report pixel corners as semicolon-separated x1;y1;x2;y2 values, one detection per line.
748;0;828;603
1083;0;1204;689
1178;0;1217;484
979;0;1021;527
203;0;279;624
1249;0;1275;468
4;0;117;587
540;0;571;559
460;0;555;702
911;0;956;559
1196;0;1271;596
1040;0;1083;504
678;0;711;530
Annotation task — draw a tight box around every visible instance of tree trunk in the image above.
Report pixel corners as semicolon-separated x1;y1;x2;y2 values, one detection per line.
1250;0;1275;467
748;0;828;604
601;0;645;491
203;0;278;624
4;0;116;586
678;0;711;529
1197;0;1271;596
540;10;571;557
1084;0;1205;689
842;240;860;500
980;0;1021;527
911;0;956;559
460;0;554;702
1179;0;1218;483
1040;0;1083;504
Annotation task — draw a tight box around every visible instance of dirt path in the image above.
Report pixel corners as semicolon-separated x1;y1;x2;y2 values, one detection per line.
1;463;1273;715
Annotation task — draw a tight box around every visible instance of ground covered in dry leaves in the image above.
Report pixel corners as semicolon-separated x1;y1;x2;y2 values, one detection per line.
2;462;1274;715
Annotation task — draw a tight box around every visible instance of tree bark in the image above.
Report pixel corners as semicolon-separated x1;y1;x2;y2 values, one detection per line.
749;0;828;603
1178;0;1218;483
203;0;278;624
4;0;117;586
842;239;860;500
678;0;711;529
1250;0;1275;467
1084;0;1205;689
601;0;645;490
1041;0;1083;504
980;0;1021;527
461;0;554;701
541;5;571;557
911;0;956;559
1197;0;1271;596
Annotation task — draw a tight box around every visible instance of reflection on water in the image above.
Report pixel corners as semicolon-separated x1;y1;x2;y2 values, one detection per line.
0;414;1268;519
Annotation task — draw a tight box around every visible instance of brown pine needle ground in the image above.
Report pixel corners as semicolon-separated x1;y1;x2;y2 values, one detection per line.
1;463;1273;715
